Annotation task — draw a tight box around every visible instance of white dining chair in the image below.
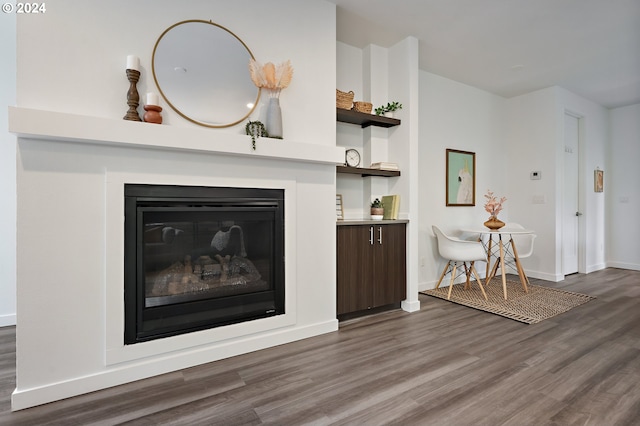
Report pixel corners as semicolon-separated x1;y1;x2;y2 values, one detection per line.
503;222;536;284
432;226;488;300
505;223;536;257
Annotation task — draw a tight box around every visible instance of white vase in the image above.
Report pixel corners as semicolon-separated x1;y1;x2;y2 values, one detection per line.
384;111;394;118
266;98;283;138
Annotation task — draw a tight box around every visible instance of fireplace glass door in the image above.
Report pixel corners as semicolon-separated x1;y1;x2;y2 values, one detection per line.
124;185;284;344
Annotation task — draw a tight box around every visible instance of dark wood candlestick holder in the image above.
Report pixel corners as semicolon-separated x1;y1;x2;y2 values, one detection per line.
143;105;163;124
123;69;142;121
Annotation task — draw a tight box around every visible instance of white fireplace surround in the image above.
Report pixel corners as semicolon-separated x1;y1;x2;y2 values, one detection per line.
10;107;343;410
105;172;295;365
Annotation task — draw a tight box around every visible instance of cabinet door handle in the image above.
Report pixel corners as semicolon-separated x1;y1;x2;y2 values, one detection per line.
378;226;383;245
369;226;374;245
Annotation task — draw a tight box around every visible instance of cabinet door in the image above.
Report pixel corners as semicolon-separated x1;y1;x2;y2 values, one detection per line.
337;225;374;314
372;224;407;307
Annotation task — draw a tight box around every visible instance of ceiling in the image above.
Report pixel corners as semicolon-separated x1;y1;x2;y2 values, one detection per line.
328;0;640;109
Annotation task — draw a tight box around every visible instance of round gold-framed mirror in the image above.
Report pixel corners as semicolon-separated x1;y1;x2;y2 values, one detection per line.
152;20;260;128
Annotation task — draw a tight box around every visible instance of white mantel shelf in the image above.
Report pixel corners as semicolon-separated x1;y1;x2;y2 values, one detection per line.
9;107;344;165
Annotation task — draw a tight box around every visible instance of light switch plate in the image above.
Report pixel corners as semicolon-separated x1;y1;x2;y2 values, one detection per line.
530;171;541;180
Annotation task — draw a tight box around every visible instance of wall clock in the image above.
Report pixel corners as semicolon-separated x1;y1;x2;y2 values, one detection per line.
345;148;361;167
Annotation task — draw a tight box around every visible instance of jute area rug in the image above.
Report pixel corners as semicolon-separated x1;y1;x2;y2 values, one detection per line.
420;279;595;324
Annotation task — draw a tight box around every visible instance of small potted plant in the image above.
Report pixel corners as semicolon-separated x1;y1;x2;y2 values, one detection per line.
370;198;384;220
245;120;268;150
374;101;403;118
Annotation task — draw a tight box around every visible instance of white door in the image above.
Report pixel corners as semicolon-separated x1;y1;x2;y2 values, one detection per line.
562;113;580;275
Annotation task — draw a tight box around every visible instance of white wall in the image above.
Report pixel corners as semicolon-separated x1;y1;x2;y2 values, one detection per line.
418;71;507;289
336;41;367;217
12;0;339;410
503;87;610;281
0;12;17;326
16;0;335;146
608;103;640;270
504;88;562;281
388;37;421;312
416;77;612;288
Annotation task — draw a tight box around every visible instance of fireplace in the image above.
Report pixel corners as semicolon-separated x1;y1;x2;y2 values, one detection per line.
124;184;285;344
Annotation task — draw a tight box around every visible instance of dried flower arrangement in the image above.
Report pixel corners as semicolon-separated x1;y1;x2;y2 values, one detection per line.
248;59;294;98
484;190;507;218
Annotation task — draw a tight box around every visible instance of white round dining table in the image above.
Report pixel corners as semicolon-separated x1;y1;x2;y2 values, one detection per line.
461;227;534;300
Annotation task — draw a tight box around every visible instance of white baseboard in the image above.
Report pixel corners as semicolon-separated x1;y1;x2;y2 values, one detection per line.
585;263;607;274
0;314;16;327
525;270;563;282
401;299;420;312
606;261;640;272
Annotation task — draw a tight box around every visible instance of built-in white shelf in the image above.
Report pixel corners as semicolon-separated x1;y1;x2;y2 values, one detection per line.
9;107;345;165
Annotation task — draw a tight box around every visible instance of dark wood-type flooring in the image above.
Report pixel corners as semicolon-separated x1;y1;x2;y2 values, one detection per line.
1;268;639;425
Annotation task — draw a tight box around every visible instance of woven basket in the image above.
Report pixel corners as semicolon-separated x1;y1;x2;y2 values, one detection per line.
336;89;354;109
352;101;372;114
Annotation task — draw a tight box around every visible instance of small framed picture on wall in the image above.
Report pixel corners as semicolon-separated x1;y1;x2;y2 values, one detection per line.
594;169;604;192
446;149;476;206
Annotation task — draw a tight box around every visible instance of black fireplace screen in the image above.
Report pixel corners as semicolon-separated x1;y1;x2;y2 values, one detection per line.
124;184;284;344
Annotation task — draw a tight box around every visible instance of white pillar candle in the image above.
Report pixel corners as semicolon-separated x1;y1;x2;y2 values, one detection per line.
126;55;140;71
146;92;159;106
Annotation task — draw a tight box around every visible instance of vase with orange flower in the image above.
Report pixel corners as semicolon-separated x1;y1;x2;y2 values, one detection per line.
483;190;507;230
249;59;294;139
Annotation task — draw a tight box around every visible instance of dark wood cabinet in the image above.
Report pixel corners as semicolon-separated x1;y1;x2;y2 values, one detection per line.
336;223;406;318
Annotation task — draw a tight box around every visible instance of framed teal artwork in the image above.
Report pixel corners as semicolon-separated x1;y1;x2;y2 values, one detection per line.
446;149;475;206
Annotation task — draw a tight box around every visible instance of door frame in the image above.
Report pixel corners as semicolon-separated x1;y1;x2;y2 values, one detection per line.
562;109;587;277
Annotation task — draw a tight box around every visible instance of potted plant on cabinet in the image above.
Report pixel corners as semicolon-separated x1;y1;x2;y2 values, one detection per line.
370;198;384;220
374;101;403;118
